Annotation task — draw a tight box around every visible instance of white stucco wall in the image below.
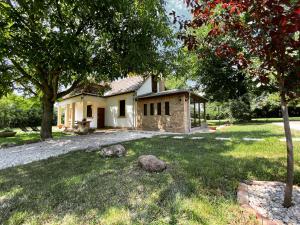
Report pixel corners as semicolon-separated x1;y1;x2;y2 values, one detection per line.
75;102;83;121
137;76;152;96
84;96;106;128
105;93;136;128
57;95;106;128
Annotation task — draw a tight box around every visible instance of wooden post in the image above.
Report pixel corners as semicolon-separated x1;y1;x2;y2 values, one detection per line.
198;102;201;126
193;99;197;127
204;102;206;123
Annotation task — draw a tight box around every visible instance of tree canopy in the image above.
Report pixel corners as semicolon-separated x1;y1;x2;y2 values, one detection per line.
176;0;299;207
0;0;173;138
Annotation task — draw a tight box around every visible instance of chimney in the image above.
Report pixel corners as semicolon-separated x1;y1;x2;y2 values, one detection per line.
158;80;165;92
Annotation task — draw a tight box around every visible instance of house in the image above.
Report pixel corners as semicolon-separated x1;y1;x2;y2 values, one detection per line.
56;75;207;133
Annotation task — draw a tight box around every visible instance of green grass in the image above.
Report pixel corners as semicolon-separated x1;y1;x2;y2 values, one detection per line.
0;127;70;146
0;124;299;224
251;117;300;123
207;117;300;126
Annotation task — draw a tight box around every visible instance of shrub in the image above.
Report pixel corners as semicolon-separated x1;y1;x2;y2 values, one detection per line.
0;94;42;129
228;97;252;122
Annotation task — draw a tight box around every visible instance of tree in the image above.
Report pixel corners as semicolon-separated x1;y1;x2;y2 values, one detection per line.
176;0;300;207
0;93;41;128
0;0;172;139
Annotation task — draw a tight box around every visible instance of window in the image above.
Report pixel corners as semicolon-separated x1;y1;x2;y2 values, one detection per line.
157;102;161;115
144;104;147;116
119;100;126;117
87;105;93;117
165;102;170;115
150;103;154;115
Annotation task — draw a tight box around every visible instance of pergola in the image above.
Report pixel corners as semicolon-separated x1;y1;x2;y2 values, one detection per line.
190;93;207;128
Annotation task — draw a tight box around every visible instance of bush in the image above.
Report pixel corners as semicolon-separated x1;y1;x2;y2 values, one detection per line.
206;102;230;120
228;97;252;122
0;94;42;129
206;98;252;122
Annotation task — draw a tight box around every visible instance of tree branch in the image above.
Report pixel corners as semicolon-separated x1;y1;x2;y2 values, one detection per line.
75;17;91;36
15;79;38;96
10;59;44;90
55;0;64;30
56;76;85;99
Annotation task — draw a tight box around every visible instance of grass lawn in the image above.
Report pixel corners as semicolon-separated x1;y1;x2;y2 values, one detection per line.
207;116;300;126
0;127;71;147
0;123;299;224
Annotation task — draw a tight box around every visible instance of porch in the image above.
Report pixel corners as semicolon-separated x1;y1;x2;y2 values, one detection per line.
190;93;207;129
56;95;106;129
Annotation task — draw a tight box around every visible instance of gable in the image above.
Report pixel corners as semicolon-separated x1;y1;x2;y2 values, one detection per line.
136;76;152;96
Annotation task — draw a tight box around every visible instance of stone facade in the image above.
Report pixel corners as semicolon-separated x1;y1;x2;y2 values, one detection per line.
136;93;190;133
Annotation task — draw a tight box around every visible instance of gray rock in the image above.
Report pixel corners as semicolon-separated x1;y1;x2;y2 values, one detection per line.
138;155;166;172
100;144;126;157
85;145;101;152
0;142;17;148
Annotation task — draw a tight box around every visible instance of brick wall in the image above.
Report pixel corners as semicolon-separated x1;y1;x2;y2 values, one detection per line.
136;93;190;133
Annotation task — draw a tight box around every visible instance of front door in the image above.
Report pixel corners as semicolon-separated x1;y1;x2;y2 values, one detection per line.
97;108;105;129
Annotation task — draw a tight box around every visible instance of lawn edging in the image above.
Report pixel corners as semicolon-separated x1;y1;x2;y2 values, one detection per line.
237;181;283;225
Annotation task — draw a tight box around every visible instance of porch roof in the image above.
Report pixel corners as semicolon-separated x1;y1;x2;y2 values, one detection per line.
136;89;208;103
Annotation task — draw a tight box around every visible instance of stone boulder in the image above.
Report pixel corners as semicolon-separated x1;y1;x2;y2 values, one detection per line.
0;142;17;148
100;144;126;157
138;155;167;172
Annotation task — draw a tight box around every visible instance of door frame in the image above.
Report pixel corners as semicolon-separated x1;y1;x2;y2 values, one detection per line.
97;108;105;129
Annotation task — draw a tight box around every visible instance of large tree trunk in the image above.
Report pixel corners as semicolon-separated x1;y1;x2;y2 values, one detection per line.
40;96;54;140
280;91;294;208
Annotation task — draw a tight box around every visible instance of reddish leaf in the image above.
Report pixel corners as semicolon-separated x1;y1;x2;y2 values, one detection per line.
222;3;228;9
230;6;236;14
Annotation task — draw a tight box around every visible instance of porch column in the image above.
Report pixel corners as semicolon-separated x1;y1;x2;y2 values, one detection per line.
57;106;62;126
204;102;206;123
193;101;196;128
71;102;75;128
198;102;201;126
82;100;87;119
65;104;70;127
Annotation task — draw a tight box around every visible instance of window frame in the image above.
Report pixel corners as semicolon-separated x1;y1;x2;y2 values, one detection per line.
157;102;161;115
119;100;126;117
150;103;154;115
144;104;147;116
165;101;170;116
87;105;93;118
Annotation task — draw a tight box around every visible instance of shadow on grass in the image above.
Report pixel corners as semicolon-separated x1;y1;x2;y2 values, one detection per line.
0;134;299;224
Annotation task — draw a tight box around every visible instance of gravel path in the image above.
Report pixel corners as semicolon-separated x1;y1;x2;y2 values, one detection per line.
273;121;300;131
0;131;157;170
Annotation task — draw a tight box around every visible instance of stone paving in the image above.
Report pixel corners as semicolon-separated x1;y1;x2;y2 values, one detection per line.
0;131;157;170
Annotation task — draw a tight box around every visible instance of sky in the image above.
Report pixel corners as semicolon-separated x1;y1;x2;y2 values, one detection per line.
165;0;192;20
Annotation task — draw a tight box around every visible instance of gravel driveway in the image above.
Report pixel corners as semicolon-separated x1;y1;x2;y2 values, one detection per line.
273;121;300;131
0;131;157;170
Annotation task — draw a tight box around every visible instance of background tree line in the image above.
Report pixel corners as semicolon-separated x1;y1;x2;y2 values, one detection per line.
0;93;47;129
